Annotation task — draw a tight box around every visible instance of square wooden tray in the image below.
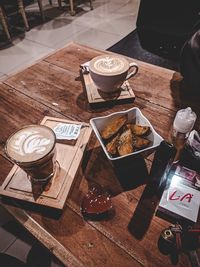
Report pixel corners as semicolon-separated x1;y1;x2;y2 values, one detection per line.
0;116;92;210
81;69;135;104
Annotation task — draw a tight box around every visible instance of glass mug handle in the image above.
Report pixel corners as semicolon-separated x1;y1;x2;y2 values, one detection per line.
126;62;138;80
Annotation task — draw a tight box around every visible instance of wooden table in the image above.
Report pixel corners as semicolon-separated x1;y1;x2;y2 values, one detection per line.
0;42;200;267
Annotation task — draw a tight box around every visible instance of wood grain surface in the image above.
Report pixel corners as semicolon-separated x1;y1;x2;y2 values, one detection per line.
81;71;135;104
1;116;92;209
0;42;200;267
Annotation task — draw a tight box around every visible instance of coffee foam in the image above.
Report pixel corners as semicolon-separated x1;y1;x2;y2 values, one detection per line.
6;125;55;163
91;56;129;75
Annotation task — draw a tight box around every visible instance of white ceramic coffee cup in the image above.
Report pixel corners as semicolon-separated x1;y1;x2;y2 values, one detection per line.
89;54;138;93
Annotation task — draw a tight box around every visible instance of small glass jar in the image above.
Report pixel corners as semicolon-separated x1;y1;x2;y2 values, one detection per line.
170;107;196;161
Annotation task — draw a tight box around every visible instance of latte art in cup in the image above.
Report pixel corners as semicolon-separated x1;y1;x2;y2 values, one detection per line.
5;125;56;183
6;126;54;162
89;54;138;93
92;56;129;75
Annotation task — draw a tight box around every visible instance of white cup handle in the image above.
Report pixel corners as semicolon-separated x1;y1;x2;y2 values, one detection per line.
126;62;138;80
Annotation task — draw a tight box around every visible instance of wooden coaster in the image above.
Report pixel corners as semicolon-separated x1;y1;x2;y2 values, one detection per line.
0;116;92;210
82;70;135;104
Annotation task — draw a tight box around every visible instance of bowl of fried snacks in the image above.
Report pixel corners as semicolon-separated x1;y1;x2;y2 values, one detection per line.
90;107;163;160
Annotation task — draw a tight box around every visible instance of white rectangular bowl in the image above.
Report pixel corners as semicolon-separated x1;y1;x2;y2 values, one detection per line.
90;107;163;161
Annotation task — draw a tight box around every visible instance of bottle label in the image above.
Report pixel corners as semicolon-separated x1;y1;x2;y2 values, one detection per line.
171;129;188;153
172;128;188;139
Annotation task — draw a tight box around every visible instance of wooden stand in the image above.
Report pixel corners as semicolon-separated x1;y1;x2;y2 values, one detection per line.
82;69;135;104
0;116;92;210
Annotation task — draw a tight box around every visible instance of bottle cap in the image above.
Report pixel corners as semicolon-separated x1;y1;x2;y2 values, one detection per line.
173;107;197;133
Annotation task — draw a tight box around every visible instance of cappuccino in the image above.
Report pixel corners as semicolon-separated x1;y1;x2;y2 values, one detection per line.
90;56;129;75
89;55;138;93
5;125;56;182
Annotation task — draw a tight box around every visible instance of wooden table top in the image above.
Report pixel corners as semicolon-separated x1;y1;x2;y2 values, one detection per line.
0;42;200;267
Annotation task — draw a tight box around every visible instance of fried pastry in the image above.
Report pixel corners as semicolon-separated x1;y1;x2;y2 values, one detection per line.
117;129;133;156
133;136;151;149
128;124;150;136
101;115;127;140
106;134;120;155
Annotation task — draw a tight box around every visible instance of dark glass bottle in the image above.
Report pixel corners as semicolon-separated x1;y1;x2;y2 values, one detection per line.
149;140;176;193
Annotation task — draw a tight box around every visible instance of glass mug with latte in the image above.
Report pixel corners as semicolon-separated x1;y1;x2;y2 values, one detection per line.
5;125;57;183
89;54;138;93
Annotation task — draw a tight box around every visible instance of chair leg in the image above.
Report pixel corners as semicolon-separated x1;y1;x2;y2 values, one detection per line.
89;0;93;10
0;6;11;41
69;0;75;15
37;0;45;21
68;0;93;15
58;0;62;8
49;0;52;5
17;0;29;31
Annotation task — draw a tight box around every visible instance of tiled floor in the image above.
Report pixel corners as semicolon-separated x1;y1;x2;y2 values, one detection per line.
0;0;140;78
0;0;140;266
0;206;64;266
